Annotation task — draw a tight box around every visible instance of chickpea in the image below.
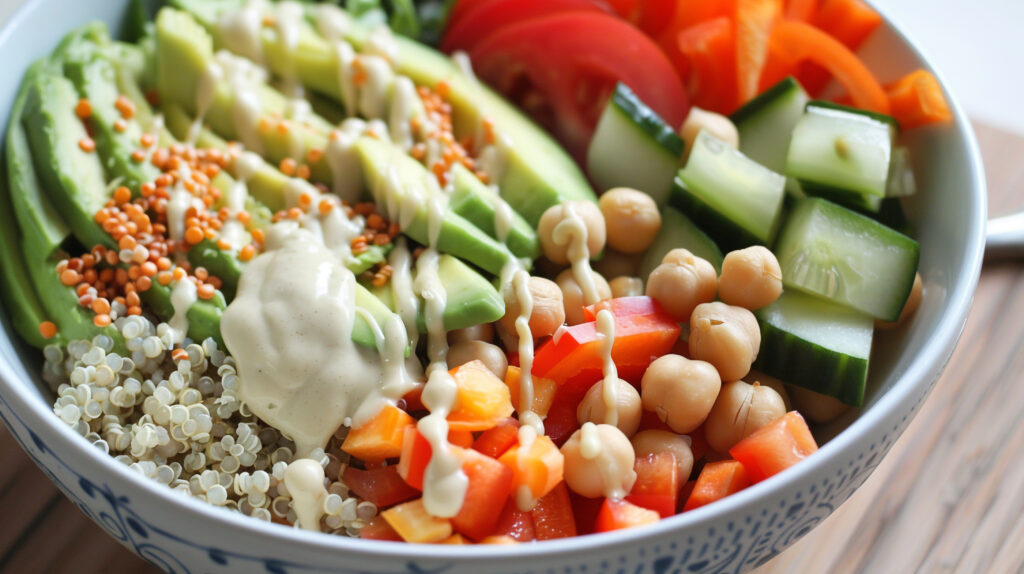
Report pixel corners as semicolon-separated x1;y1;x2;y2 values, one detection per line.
645;249;718;321
631;429;695;486
609;276;644;298
787;384;849;424
594;248;640;279
718;246;783;310
680;107;739;162
446;341;509;379
577;378;643;437
704;380;786;453
689;302;760;382
561;423;637;499
641;354;721;434
876;272;923;330
599;187;662;254
448;323;495;345
556;268;612;325
537;201;606;265
499;276;565;340
747;370;792;411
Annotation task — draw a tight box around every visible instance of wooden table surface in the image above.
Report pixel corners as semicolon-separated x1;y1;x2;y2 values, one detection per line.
0;122;1020;573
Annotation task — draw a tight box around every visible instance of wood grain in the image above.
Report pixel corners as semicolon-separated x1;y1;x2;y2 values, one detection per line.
0;121;1020;574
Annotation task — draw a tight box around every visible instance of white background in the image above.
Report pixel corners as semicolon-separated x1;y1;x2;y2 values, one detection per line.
1;0;1019;134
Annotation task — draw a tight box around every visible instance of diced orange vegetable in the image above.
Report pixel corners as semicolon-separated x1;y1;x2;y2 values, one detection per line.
762;20;889;114
492;498;536;541
498;433;565;503
677;17;738;114
440;533;469;544
683;460;751;511
397;426;432;490
797;0;882;94
343;465;419;508
341;405;414;463
504;366;557;417
473;417;521;459
480;535;519;545
784;0;817;21
657;0;734;81
594;499;661;532
452;447;515;541
885;69;952;129
735;0;783;104
625;452;679;518
359;515;403;541
449;429;475;448
730;411;819;482
381;498;453;543
447;360;514;431
531;481;578;540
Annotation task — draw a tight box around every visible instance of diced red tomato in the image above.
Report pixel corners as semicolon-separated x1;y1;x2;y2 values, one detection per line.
452;447;515;541
343;465;420;509
472;417;521;459
605;0;680;38
625;452;679;518
683;460;751;511
530;481;578;540
441;0;607;54
468;12;688;161
492;498;536;541
729;411;819;482
397;427;431;490
359;515;403;541
594;499;661;532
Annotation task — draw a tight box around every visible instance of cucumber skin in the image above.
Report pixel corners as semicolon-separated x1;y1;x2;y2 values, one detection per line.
611;83;684;158
805;100;899;134
754;316;868;407
730;76;804;125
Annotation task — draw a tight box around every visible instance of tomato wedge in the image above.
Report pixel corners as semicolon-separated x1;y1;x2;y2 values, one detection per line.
606;0;679;38
441;0;607;54
468;12;688;161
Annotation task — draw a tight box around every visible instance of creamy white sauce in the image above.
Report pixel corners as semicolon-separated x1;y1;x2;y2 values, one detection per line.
388;77;417;150
388;238;420;344
553;203;600;305
595;309;620;427
214;51;268;155
274;1;305;99
218;0;267;65
512;269;543;436
514;423;539;511
365;25;400;65
283;458;327;531
168;278;197;346
451;51;477;84
325;129;363;203
189;62;224;144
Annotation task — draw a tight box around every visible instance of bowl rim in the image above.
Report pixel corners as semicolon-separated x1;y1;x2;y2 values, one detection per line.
0;0;988;564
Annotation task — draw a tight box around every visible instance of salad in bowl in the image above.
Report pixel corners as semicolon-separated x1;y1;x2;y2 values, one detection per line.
0;0;974;567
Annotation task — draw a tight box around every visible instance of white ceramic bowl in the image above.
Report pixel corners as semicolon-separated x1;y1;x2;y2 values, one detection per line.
0;1;986;573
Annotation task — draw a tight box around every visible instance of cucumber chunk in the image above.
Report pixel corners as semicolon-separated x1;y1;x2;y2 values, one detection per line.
672;130;786;251
639;206;723;279
755;290;874;407
886;146;917;198
774;197;919;321
732;76;809;173
786;104;893;205
586;83;684;206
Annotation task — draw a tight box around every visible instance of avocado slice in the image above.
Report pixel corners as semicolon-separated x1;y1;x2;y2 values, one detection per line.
168;0;597;227
449;163;538;261
354;136;516;275
21;65;114;249
368;252;505;333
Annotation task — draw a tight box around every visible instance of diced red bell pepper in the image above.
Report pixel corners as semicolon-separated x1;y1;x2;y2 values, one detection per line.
678;480;697;513
396;427;432;491
582;296;665;322
625;452;679;518
359;515;403;541
689;425;710;462
569;491;605;535
677;17;738;114
533;306;680;384
683;460;751;511
343;465;420;509
473;417;521;459
594;499;661;532
492;498;536;541
729;411;819;482
530;481;578;540
638;409;675;434
452;447;515;541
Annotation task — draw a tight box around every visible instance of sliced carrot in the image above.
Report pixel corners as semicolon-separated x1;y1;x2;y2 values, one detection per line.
784;0;817;21
729;411;818;482
504;366;557;417
677;17;738;114
683;460;751;510
798;0;882;94
381;498;453;543
735;0;783;104
341;405;414;463
764;20;889;114
530;481;578;540
447;360;514;432
498;433;565;503
594;499;661;532
473;417;521;459
885;69;953;129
